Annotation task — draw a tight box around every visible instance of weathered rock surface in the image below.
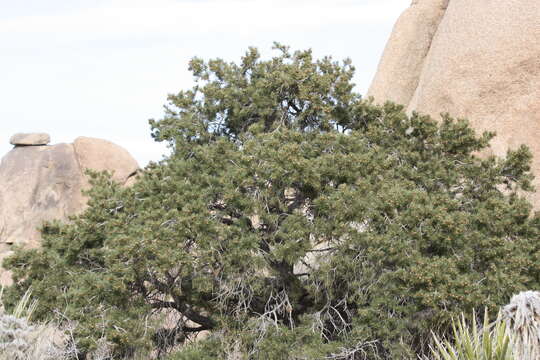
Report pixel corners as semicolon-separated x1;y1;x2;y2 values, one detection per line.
9;133;51;146
368;0;540;206
73;137;139;185
368;0;449;106
0;136;138;285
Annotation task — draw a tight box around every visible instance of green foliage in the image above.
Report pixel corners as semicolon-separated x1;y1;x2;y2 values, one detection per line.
4;44;540;359
166;323;379;360
164;337;221;360
429;310;514;360
150;43;360;145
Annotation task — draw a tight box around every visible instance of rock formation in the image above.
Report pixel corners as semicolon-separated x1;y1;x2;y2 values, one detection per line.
10;133;51;146
0;134;139;284
368;0;540;205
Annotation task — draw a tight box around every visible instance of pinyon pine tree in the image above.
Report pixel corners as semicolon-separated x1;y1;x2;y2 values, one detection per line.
4;44;540;359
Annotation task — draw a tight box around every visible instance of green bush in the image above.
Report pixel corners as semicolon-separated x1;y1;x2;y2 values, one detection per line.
4;44;540;359
428;310;514;360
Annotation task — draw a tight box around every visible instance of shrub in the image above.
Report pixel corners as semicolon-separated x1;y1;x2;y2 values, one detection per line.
428;310;514;360
4;45;540;359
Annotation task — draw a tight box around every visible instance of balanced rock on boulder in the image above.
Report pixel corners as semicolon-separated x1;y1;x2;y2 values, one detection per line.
368;0;540;206
9;132;51;146
0;134;139;284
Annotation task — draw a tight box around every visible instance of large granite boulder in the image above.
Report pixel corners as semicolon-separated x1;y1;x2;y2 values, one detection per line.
0;134;138;284
73;137;139;185
368;0;449;106
368;0;540;205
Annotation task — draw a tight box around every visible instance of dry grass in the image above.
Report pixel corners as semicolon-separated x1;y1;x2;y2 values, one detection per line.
0;288;69;360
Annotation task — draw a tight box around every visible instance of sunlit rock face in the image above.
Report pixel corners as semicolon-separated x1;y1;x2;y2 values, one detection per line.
368;0;449;107
368;0;540;206
0;134;139;285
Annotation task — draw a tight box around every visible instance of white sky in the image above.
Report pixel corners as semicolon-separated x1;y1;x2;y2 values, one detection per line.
0;0;409;166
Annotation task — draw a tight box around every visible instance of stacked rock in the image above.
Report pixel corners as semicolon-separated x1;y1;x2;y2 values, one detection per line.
9;133;51;146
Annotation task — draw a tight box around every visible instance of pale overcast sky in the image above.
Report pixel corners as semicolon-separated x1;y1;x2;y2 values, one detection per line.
0;0;409;166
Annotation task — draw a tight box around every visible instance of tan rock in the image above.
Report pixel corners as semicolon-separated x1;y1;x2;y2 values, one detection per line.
369;0;540;206
367;0;449;106
0;144;86;283
73;137;139;185
0;136;139;285
9;132;51;146
0;144;85;247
